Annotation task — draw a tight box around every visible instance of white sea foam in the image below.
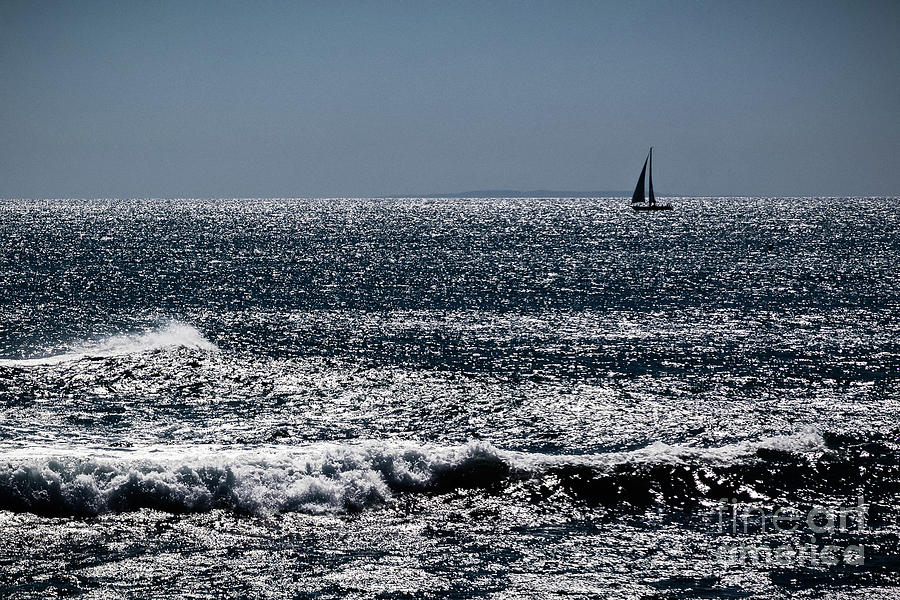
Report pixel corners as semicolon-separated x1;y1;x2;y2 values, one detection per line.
0;321;217;367
0;441;507;515
0;433;827;516
614;429;826;465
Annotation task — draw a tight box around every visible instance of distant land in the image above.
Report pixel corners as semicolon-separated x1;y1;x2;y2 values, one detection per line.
395;190;630;198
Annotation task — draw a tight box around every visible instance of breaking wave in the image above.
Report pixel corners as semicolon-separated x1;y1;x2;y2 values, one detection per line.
1;431;894;517
0;321;216;367
0;441;507;516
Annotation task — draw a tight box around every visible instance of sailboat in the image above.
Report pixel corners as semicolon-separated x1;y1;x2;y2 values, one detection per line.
631;147;672;211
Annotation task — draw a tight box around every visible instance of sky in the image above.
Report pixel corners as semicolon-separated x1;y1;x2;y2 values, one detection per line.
1;0;898;198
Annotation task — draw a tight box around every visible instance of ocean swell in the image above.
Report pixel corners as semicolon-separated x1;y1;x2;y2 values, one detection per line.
0;432;894;517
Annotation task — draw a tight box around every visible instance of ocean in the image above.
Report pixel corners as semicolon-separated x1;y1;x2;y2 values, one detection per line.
0;197;898;598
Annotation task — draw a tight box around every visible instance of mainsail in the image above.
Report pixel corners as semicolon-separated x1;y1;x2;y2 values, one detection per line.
630;147;672;211
631;153;649;204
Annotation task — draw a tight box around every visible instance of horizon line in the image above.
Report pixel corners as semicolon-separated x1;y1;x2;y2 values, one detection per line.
2;193;899;201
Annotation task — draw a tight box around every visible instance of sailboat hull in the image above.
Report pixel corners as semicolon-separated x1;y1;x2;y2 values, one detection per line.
632;204;672;211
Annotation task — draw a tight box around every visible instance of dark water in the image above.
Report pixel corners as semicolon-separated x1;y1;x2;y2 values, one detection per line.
0;197;898;598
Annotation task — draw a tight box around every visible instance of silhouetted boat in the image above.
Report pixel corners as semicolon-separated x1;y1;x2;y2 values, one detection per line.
631;147;672;211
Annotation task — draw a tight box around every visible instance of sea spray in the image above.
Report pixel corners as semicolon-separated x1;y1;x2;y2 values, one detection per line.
0;320;216;367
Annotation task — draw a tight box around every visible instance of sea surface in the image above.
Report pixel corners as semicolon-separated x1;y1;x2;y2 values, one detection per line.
0;197;898;599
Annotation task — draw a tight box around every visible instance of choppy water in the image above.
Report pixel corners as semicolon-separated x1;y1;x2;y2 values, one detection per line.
0;197;898;598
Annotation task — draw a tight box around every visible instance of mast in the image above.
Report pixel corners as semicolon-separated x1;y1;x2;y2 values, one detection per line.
631;152;649;204
648;147;656;206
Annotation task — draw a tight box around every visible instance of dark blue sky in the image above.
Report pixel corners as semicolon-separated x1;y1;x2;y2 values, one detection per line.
1;0;898;197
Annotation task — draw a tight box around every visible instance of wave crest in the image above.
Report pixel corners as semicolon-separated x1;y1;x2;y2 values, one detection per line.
0;321;216;367
0;441;511;516
2;432;894;517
